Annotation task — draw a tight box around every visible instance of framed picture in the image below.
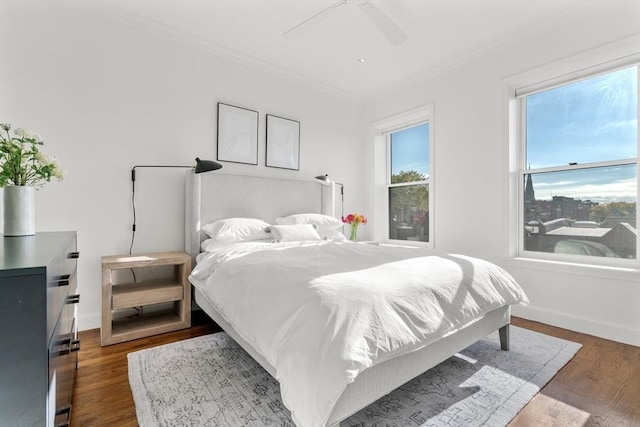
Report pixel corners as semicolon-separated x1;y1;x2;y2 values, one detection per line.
217;103;259;165
266;114;300;170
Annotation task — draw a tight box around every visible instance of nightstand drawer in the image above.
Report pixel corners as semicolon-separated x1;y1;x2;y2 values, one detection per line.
112;280;184;309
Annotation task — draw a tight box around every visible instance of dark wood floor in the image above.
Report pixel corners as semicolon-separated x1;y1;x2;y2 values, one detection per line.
70;314;640;427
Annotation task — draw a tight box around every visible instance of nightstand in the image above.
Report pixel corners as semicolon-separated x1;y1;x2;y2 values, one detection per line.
101;251;191;346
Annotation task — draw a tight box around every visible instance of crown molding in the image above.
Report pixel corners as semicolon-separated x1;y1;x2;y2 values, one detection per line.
362;1;609;104
84;3;364;105
25;1;626;107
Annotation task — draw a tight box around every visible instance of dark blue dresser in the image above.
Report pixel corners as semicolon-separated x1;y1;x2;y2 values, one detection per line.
0;232;79;427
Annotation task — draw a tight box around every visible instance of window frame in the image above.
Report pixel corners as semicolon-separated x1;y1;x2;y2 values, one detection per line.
386;123;431;245
372;103;436;248
513;62;639;268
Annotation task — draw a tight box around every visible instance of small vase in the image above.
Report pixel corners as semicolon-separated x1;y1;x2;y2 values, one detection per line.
349;224;358;241
3;186;35;236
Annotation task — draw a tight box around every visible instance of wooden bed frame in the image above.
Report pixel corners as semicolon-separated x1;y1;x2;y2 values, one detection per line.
184;171;511;426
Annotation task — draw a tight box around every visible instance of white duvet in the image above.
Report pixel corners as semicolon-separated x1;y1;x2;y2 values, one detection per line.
189;240;528;427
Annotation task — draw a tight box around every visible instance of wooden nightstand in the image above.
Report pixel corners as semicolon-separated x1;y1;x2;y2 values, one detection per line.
101;251;191;346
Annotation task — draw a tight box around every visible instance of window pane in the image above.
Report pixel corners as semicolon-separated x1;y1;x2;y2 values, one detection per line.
526;67;638;169
389;184;429;242
523;165;637;259
390;123;429;184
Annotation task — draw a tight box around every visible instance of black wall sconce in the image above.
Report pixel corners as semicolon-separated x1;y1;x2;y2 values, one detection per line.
129;158;223;253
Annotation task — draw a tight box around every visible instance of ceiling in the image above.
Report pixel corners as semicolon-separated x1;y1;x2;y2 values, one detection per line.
90;0;590;101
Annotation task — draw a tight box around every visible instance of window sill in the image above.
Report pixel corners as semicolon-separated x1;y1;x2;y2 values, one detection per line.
384;239;431;248
499;256;640;282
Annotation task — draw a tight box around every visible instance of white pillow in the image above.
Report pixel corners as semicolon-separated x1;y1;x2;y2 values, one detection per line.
275;213;342;228
322;229;347;242
201;238;227;252
269;224;322;242
201;238;273;252
202;218;271;242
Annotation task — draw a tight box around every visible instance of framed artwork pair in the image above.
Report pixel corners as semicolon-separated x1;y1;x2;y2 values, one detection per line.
217;102;300;171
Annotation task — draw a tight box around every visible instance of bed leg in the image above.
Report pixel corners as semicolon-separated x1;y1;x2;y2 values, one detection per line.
499;324;510;351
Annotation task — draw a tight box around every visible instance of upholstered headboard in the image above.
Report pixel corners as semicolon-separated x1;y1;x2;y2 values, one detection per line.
185;171;335;262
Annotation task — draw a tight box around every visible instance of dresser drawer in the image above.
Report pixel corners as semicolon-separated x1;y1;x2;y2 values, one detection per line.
46;266;76;342
48;315;79;427
46;237;78;343
64;236;79;297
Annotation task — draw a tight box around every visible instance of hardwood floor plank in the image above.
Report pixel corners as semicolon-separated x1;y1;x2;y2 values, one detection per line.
70;315;640;427
509;317;640;427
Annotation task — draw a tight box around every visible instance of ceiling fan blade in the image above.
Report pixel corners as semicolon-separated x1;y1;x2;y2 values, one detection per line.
359;1;408;46
283;0;347;39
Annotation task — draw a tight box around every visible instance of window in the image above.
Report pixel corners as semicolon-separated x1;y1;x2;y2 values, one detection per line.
518;65;638;262
387;122;430;242
372;104;433;244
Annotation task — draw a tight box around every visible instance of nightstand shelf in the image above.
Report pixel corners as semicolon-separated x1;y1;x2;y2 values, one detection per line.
111;311;184;339
101;252;191;346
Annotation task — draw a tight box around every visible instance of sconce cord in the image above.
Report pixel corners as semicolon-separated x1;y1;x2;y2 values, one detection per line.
130;168;137;255
129;165;193;255
337;183;344;219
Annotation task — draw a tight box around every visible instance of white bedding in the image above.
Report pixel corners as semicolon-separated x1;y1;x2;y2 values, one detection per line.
189;240;528;427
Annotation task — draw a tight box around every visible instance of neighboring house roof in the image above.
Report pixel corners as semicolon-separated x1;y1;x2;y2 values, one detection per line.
614;222;638;235
545;227;610;237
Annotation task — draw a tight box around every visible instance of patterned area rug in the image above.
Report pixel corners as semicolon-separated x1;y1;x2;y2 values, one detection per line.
128;326;581;427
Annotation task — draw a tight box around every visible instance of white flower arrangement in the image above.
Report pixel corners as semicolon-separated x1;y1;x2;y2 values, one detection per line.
0;123;66;187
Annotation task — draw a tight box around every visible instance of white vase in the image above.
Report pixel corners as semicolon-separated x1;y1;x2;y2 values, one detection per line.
3;186;35;236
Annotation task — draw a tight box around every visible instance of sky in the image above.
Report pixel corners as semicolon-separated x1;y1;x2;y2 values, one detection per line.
526;66;637;204
390;122;430;178
528;164;636;203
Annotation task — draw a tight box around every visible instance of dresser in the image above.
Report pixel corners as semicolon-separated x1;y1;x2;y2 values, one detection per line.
0;232;80;427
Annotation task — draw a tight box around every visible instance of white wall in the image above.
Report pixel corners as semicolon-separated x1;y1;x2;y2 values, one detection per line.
364;3;640;346
0;3;364;330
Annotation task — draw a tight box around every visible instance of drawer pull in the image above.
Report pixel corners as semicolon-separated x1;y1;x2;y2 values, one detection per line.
55;405;71;416
56;338;80;356
54;332;72;350
56;274;71;287
68;251;80;259
66;294;80;304
55;404;71;427
56;336;72;347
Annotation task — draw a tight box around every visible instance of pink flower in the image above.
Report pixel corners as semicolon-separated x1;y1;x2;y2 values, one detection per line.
342;213;367;225
412;212;425;224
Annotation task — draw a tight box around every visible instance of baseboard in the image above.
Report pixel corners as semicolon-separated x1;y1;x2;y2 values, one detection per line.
512;305;640;347
80;305;639;347
78;306;207;332
78;312;101;331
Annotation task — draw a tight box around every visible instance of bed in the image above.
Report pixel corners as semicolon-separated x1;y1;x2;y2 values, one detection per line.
184;171;528;427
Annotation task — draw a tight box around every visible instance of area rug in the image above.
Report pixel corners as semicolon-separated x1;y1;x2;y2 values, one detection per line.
128;326;581;427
